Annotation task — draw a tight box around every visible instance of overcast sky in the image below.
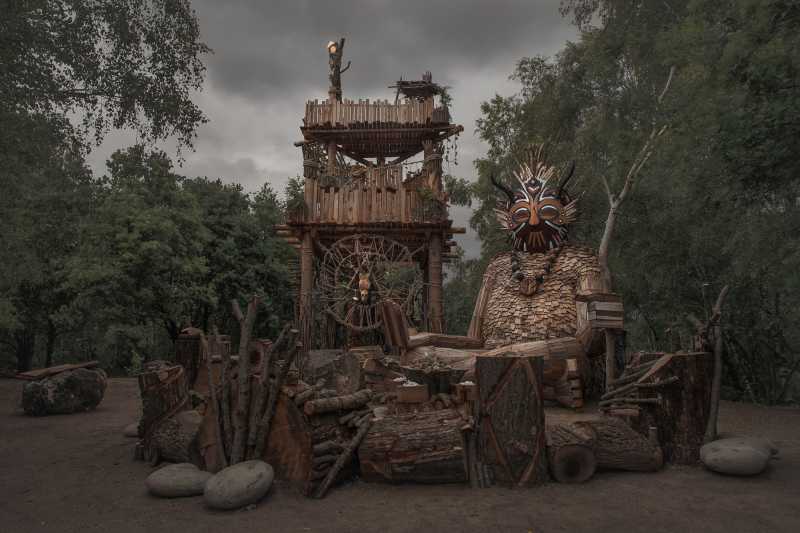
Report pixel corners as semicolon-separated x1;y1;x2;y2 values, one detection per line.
87;0;576;257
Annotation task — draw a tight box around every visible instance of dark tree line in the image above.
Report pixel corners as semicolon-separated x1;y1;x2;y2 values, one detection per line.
1;1;294;373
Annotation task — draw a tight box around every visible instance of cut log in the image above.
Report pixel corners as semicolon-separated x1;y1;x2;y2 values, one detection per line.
546;423;597;483
303;389;372;416
574;417;662;472
358;409;467;484
474;356;547;487
632;352;713;464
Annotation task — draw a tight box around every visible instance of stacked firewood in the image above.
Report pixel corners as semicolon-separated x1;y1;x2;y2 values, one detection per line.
598;353;678;418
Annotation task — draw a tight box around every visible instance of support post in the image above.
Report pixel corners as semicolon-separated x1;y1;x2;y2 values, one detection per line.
428;232;444;333
299;231;314;352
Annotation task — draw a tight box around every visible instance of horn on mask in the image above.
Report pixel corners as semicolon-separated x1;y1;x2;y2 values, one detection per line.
490;174;515;205
557;161;575;197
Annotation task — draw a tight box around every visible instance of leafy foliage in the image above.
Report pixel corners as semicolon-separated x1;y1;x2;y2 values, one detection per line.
0;0;210;150
445;0;800;403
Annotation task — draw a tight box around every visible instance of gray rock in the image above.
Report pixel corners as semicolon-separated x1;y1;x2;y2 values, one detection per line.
146;463;212;498
204;460;274;510
123;422;140;438
21;368;107;416
701;437;773;476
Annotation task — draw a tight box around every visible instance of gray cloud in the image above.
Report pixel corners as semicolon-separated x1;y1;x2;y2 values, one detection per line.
87;1;576;258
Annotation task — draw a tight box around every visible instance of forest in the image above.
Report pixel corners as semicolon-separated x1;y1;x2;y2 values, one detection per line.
2;0;798;405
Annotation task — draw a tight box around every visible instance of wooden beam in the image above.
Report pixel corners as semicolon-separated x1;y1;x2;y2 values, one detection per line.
339;148;374;168
389;152;416;166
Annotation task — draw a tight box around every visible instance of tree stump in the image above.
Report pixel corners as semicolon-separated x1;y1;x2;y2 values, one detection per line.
473;356;547;487
358;409;467;484
136;362;190;462
632;352;713;464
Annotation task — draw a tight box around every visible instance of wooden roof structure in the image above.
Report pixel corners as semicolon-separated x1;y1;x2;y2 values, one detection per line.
279;40;464;342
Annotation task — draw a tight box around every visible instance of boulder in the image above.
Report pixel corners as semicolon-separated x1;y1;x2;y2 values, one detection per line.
123;422;140;438
204;460;274;510
700;437;776;476
145;463;212;498
21;368;107;416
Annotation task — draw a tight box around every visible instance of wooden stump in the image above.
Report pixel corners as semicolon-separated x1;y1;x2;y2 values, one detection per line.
358;409;467;484
633;352;713;464
473;356;547;487
136;362;190;463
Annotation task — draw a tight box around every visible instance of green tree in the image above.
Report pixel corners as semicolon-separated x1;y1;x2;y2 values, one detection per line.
455;0;800;402
0;112;95;371
0;0;210;149
62;146;212;369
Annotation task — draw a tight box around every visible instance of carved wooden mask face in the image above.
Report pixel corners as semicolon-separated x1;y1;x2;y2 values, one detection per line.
494;162;578;253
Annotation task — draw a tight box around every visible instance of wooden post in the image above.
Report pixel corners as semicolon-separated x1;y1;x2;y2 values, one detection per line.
428;232;444;333
327;141;337;176
299;231;314;352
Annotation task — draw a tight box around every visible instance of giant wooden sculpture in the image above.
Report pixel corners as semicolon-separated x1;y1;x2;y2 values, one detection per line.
275;41;464;349
467;146;623;407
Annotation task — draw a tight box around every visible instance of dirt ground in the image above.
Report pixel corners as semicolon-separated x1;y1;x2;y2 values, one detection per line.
1;378;798;533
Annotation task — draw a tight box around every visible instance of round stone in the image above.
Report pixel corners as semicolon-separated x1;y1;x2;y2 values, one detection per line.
700;438;772;476
145;463;211;498
123;422;139;438
203;460;274;510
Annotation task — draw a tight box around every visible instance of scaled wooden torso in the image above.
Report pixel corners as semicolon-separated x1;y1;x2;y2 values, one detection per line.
479;244;600;348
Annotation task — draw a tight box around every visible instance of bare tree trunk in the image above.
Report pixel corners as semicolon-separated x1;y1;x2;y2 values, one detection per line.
704;285;730;444
231;296;260;464
45;319;56;368
15;329;36;372
595;66;675;390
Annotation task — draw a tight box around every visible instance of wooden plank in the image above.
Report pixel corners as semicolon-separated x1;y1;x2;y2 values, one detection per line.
16;360;100;381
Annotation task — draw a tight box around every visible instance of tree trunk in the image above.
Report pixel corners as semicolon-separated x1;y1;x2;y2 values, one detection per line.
45;319;56;368
15;329;36;373
359;409;467;484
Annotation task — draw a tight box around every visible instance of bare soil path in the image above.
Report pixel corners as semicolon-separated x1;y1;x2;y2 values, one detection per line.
1;378;798;533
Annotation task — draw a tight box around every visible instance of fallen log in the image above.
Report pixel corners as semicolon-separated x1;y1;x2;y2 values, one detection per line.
574;417;662;472
303;389;372;416
546;423;597;483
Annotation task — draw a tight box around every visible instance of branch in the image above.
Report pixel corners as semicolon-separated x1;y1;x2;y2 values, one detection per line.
658;65;676;104
231;299;244;323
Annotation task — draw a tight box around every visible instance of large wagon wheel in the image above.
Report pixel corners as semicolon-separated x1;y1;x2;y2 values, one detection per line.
318;234;421;332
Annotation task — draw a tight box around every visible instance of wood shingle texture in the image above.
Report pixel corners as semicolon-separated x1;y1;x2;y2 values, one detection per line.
480;244;601;348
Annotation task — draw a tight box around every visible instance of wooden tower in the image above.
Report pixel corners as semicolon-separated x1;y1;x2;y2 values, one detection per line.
275;39;464;349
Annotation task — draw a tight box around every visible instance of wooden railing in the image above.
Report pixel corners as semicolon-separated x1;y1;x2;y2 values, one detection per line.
304;166;445;224
304;99;450;127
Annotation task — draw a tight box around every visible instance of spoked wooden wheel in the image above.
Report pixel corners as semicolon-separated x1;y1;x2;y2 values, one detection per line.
318;234;421;332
